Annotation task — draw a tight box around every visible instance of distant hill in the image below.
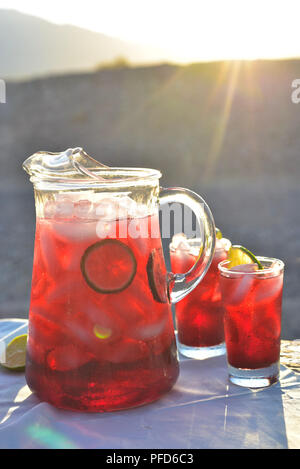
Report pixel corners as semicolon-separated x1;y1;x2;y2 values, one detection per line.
1;59;300;190
0;9;166;79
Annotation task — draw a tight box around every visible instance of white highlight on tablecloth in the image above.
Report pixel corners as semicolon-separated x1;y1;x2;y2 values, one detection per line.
0;319;299;449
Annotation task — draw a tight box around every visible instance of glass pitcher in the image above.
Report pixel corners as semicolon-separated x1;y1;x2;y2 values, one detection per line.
23;148;215;412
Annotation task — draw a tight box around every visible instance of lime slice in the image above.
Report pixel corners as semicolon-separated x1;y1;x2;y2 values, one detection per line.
1;334;27;371
81;239;137;294
227;245;263;270
147;248;169;304
216;228;223;240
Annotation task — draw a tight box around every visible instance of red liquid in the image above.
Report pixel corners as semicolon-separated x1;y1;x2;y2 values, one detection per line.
170;242;228;347
220;266;283;369
26;214;179;412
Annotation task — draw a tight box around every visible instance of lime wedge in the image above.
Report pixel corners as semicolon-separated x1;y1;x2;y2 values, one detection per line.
216;228;223;240
81;240;137;294
1;334;27;371
227;245;263;270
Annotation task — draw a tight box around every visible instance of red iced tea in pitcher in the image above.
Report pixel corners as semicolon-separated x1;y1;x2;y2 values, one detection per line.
26;203;179;412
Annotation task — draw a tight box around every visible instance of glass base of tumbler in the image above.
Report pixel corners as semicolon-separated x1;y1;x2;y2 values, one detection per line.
228;361;279;388
178;341;226;360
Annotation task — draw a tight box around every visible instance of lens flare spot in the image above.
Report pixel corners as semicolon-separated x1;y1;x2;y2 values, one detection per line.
26;424;77;449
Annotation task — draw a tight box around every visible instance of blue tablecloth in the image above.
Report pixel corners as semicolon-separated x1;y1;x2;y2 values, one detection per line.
0;319;299;449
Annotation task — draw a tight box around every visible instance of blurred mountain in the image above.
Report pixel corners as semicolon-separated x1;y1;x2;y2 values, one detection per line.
0;9;166;79
1;59;300;189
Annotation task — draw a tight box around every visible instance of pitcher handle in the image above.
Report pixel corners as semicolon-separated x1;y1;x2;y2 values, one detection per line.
159;187;216;304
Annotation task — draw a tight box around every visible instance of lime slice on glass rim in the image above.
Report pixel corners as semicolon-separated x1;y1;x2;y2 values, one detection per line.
227;245;263;270
1;334;27;371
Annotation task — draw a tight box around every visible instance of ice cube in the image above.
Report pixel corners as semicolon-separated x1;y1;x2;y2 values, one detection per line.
44;200;56;218
93;196;137;221
227;275;254;305
94;198;120;220
254;276;283;304
31;275;48;300
224;317;239;344
39;224;60;279
177;240;191;251
96;219;117;239
215;238;224;250
190;246;201;257
55;197;74;218
114;196;139;219
171;233;187;249
129;317;167;341
29;307;67;351
52;219;98;242
135;204;149;218
220;237;231;252
74;199;92;219
118;196;137;217
171;233;191;252
46;278;84;304
108;338;148;363
270;261;282;277
127;216;150;239
253;311;281;341
47;345;92;371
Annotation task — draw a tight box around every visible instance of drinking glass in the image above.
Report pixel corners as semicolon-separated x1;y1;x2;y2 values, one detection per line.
170;235;230;359
219;257;284;388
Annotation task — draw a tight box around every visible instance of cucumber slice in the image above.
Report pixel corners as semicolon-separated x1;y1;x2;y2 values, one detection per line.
81;239;137;294
147;248;169;304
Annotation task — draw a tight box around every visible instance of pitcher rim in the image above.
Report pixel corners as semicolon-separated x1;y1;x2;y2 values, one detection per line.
24;166;162;190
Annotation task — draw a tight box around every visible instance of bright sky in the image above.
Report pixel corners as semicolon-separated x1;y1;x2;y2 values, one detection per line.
1;0;300;62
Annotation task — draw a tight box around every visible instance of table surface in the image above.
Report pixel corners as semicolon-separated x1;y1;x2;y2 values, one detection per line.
0;319;300;449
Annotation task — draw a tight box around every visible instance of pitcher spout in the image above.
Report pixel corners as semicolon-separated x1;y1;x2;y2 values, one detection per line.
22;147;107;184
22;147;161;191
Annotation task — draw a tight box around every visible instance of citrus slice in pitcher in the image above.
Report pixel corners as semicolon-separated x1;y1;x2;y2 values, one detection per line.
147;248;169;304
81;239;137;294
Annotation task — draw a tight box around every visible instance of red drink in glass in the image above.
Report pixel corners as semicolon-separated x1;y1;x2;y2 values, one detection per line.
26;210;179;412
219;258;284;387
170;235;230;359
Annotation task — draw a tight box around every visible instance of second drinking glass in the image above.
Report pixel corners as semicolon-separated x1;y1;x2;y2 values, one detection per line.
170;233;231;359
